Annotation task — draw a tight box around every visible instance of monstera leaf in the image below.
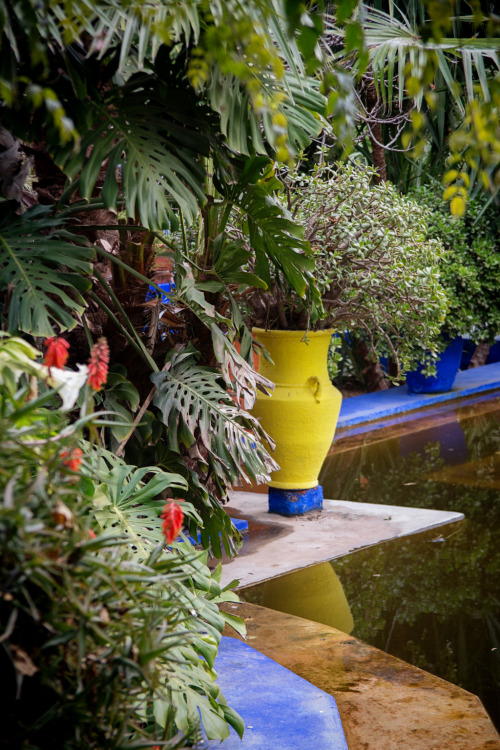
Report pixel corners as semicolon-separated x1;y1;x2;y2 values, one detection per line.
62;72;208;231
152;346;278;486
0;204;94;336
92;463;192;558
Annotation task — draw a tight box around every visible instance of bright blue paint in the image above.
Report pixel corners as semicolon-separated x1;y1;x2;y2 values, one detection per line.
461;339;476;369
184;517;248;545
338;362;500;429
202;637;348;750
231;517;249;533
145;281;174;302
486;340;500;364
406;336;463;394
268;485;323;515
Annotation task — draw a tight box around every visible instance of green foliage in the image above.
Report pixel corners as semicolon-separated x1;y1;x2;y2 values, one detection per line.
326;2;500;207
445;75;500;216
409;182;500;341
62;70;208;231
0;0;332;162
152;345;278;484
0;204;94;336
0;0;331;551
0;335;244;748
251;159;448;374
218;156;320;308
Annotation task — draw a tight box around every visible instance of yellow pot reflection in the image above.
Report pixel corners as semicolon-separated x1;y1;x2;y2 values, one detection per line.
243;562;354;634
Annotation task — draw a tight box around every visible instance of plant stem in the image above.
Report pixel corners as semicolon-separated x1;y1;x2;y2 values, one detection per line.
89;292;158;371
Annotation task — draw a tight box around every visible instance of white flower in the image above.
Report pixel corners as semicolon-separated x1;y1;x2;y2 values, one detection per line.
42;364;89;410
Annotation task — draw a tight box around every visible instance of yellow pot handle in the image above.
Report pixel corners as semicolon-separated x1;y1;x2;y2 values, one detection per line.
308;376;322;403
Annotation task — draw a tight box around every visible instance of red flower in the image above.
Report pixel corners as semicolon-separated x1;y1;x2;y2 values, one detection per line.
160;500;184;544
88;529;96;539
60;447;83;472
44;337;70;369
87;337;109;391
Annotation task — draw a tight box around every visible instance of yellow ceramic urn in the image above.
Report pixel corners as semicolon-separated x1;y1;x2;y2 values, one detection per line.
252;328;342;490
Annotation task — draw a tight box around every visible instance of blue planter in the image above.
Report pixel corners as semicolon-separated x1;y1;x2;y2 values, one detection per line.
486;339;500;364
406;336;464;394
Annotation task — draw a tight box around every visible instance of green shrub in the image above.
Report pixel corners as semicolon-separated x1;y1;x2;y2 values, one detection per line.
408;185;500;342
0;335;243;749
250;161;448;375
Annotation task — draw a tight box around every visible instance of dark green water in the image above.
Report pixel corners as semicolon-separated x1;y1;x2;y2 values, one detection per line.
243;395;500;729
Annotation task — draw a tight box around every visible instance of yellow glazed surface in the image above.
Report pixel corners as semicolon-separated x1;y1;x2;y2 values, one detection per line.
252;328;342;489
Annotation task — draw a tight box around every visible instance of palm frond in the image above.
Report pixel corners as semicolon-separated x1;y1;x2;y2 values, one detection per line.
327;4;500;114
208;69;326;156
0;204;94;336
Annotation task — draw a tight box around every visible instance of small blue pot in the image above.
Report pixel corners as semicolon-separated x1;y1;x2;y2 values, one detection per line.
406;336;464;394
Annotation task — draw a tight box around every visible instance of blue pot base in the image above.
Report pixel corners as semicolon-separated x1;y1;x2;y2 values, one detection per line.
268;485;323;516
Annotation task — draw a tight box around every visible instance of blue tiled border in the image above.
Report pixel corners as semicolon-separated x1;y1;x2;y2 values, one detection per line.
337;363;500;430
203;636;348;749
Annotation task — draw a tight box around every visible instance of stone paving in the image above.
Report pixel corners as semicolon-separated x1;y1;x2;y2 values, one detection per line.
222;491;463;588
221;603;500;750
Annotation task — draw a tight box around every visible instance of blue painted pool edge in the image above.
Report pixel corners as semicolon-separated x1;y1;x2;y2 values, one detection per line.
201;636;348;750
337;362;500;429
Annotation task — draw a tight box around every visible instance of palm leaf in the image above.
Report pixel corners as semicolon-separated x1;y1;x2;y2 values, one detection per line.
0;204;94;336
328;4;500;115
152;347;278;486
208;68;327;156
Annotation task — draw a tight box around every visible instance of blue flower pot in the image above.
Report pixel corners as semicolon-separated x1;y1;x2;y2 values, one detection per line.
406;336;463;394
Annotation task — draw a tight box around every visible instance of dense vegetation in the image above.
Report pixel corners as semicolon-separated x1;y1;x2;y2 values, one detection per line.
1;0;500;746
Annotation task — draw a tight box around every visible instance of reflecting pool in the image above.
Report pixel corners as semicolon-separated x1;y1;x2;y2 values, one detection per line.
241;394;500;729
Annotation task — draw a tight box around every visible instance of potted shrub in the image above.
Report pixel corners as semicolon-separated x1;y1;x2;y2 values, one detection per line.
246;159;448;513
406;183;500;390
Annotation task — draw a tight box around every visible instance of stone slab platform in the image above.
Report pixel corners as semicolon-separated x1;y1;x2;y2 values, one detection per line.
221;603;500;750
338;363;500;429
222;491;463;588
202;636;348;749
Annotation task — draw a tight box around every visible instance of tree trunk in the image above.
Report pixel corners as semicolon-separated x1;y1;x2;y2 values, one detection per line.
354;338;389;392
365;84;387;185
469;343;490;368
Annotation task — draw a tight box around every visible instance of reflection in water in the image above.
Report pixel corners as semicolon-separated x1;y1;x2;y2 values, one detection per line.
247;397;500;729
242;563;354;633
399;419;467;465
331;523;500;729
319;400;500;728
